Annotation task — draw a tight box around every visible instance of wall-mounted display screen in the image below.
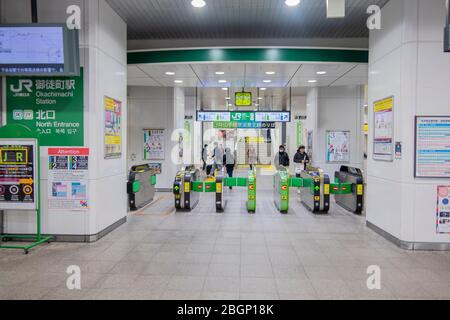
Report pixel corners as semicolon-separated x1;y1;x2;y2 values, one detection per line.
197;111;290;123
0;24;79;76
415;116;450;178
235;92;252;107
255;112;290;122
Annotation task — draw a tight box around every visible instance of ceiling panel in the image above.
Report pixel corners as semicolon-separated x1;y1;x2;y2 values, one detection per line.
128;77;162;86
127;62;368;88
107;0;390;40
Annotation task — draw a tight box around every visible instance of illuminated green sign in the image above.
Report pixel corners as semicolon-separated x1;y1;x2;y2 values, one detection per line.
235;92;252;107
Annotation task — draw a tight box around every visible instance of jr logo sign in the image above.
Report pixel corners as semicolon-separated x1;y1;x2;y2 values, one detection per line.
9;80;33;94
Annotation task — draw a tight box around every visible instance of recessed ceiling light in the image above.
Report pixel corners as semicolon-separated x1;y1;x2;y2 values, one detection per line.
174;80;183;84
263;80;272;83
228;103;233;107
258;97;263;100
285;0;300;7
191;0;206;8
316;71;327;75
215;71;225;75
221;87;228;91
218;80;227;83
165;71;175;75
260;88;267;91
226;97;231;100
265;71;276;75
308;80;317;83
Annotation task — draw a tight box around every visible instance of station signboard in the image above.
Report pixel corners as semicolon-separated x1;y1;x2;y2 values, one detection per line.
197;111;290;123
0;139;38;210
235;92;252;107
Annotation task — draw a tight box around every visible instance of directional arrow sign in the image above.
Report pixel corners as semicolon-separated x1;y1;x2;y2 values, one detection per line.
19;178;33;185
174;185;179;191
315;186;320;191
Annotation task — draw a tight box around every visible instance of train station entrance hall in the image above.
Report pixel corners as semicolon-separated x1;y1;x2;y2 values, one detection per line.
1;0;450;303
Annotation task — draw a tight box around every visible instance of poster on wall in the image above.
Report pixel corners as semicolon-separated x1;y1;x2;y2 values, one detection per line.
373;96;394;161
307;131;313;160
6;69;84;146
48;147;89;210
415;116;450;178
326;131;350;163
144;129;165;160
104;96;122;159
0;140;38;210
296;121;304;148
437;186;450;234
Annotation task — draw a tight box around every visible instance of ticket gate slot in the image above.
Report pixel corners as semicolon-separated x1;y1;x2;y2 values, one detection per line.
333;166;364;214
127;164;157;211
219;170;255;213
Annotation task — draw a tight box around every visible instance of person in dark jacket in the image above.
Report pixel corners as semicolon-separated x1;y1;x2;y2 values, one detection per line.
294;145;310;177
223;148;235;189
202;144;208;171
275;145;290;169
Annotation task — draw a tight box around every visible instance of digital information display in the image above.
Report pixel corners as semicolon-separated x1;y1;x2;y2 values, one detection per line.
197;111;290;123
235;92;252;107
0;140;38;210
415;116;450;178
0;24;79;76
255;112;290;122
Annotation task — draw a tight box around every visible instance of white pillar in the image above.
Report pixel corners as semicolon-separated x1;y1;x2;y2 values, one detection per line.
367;0;450;249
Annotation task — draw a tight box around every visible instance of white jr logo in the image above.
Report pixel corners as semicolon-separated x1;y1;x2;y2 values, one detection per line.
367;5;381;30
366;265;381;290
66;5;81;30
66;265;81;290
10;80;32;93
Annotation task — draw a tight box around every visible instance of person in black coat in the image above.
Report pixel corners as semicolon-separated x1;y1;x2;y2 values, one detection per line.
294;145;310;177
275;145;290;169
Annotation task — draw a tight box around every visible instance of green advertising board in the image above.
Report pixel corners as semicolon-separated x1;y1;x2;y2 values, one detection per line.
6;68;84;146
296;121;304;147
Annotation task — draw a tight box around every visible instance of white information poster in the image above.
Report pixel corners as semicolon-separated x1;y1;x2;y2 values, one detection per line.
144;129;165;160
48;148;89;210
437;186;450;234
415;116;450;178
373;96;394;161
326;131;350;163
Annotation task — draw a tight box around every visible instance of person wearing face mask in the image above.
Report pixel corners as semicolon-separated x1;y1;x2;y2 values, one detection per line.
274;145;290;169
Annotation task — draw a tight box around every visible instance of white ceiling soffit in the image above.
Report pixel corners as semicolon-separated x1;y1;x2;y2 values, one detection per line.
127;62;368;88
107;0;390;41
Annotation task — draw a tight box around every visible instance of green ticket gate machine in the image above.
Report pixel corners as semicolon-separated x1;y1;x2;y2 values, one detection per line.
127;164;157;211
215;170;256;213
173;166;201;211
334;166;364;214
274;169;290;213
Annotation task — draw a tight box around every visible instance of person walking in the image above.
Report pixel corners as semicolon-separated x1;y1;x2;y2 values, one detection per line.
293;145;310;177
274;145;290;170
202;144;208;171
224;148;235;190
212;142;223;172
248;144;257;170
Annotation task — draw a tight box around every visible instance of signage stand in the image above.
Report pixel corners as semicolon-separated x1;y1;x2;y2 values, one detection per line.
0;124;53;254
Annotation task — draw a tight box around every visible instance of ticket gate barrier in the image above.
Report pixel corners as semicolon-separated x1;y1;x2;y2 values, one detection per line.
174;169;256;213
298;171;331;213
334;166;364;214
173;166;202;211
127;164;157;211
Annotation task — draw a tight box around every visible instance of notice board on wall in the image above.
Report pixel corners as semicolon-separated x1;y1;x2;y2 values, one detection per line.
437;186;450;234
326;131;350;163
144;129;165;160
48;147;89;210
373;96;394;161
415;116;450;178
104;96;122;159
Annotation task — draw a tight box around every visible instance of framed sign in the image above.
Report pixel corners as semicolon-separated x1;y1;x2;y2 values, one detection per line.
0;139;38;210
104;96;122;159
415;116;450;178
144;129;165;160
326;131;350;163
373;96;394;161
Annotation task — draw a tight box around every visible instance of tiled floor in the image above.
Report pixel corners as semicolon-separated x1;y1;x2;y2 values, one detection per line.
2;173;450;300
